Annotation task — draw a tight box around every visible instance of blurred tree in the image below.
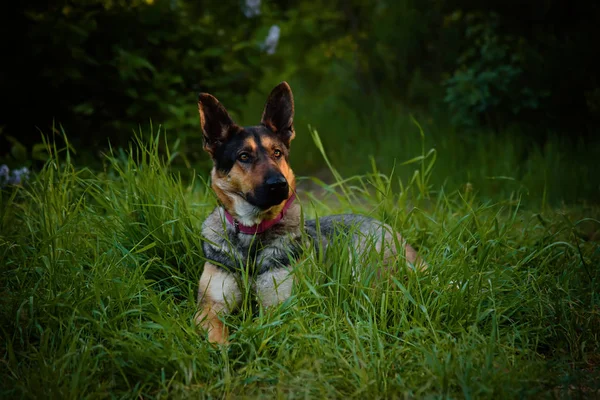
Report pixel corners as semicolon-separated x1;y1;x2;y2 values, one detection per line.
266;0;600;137
440;1;600;135
443;12;548;132
1;0;598;167
1;0;267;162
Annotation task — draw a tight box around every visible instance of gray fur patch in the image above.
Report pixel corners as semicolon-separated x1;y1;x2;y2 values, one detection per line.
202;207;397;275
201;204;303;275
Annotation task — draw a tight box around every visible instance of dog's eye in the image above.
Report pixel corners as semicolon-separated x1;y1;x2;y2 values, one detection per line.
273;149;282;158
238;153;251;162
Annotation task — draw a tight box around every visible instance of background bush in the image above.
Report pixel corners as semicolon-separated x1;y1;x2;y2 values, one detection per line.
2;0;267;157
1;0;599;202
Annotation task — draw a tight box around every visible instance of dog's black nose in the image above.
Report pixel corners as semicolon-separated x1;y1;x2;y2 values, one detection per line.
265;175;288;191
248;173;289;209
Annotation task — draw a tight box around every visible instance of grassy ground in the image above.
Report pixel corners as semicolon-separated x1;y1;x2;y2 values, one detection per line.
1;133;599;398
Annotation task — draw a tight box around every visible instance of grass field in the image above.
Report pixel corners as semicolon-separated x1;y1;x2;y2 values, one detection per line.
1;131;599;398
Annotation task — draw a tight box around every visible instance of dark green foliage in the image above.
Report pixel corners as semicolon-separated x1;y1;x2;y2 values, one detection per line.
443;12;548;131
439;2;600;134
2;0;267;156
251;0;600;136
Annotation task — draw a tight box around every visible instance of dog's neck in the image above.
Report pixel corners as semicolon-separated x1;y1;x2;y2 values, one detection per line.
223;193;297;234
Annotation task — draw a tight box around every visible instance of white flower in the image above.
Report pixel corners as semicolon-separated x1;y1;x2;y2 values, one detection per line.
263;25;280;55
243;0;261;18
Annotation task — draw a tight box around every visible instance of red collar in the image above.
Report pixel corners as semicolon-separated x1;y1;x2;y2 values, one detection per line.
224;193;296;235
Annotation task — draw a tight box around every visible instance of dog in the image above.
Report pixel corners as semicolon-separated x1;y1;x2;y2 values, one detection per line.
195;82;425;344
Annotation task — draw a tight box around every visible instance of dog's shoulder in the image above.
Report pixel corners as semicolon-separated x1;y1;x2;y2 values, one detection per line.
201;207;231;246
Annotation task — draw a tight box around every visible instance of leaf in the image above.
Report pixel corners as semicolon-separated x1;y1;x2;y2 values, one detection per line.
31;143;49;161
134;241;157;254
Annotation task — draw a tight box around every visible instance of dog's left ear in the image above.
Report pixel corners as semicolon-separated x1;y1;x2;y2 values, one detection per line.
261;82;295;146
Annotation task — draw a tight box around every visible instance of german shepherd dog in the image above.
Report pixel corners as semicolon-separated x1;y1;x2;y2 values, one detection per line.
195;82;425;344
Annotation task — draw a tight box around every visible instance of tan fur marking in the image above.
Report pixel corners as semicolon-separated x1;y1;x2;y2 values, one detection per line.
359;226;427;281
210;169;235;213
195;262;241;344
278;159;296;195
211;163;261;208
258;135;276;150
198;104;206;126
259;135;296;194
244;137;258;152
376;229;427;272
257;199;286;221
263;119;277;132
230;163;260;195
198;106;210;154
395;233;428;272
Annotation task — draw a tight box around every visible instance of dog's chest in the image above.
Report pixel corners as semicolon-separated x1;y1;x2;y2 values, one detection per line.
201;207;302;275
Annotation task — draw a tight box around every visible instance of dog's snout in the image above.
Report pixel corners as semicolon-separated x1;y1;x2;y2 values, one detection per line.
266;175;288;191
247;172;289;210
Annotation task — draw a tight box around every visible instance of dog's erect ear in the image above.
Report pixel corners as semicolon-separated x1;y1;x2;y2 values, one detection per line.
261;82;295;146
198;93;237;155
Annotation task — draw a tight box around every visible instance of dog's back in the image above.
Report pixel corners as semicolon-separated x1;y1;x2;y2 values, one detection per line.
305;214;421;269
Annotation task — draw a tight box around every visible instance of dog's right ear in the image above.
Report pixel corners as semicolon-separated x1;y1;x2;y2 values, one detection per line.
261;82;295;146
198;93;237;156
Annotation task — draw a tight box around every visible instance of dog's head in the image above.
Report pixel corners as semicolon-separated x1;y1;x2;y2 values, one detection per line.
198;82;296;226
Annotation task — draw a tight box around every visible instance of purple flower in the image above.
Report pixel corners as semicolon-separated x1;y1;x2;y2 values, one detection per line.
0;164;8;178
10;167;30;185
0;165;9;187
1;166;30;187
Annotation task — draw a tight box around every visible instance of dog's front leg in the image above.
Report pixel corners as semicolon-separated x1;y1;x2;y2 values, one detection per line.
195;262;241;344
255;267;294;308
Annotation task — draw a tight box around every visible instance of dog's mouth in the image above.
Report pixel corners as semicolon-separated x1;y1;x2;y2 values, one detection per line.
226;188;290;227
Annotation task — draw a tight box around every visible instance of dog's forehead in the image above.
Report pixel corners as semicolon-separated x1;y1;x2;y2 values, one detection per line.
220;126;273;151
241;125;285;149
213;125;286;173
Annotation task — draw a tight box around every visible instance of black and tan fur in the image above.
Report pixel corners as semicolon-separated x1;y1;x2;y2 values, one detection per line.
195;82;424;344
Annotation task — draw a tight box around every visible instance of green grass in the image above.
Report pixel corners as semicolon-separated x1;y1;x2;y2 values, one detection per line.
239;81;600;206
1;131;599;398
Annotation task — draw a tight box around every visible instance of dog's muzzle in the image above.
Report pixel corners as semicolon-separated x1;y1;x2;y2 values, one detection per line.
247;173;289;210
